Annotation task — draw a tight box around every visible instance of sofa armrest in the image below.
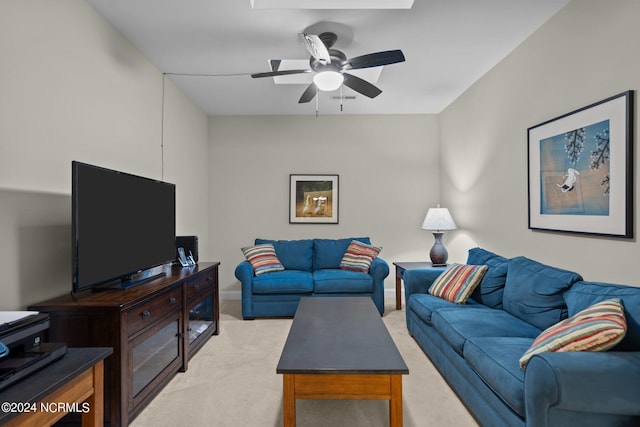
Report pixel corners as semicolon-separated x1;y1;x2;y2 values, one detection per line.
369;257;390;283
368;257;389;315
235;261;256;319
525;352;640;427
235;260;255;285
403;268;445;303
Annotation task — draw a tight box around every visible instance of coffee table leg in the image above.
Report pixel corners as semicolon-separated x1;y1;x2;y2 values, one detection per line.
389;375;403;427
283;374;296;427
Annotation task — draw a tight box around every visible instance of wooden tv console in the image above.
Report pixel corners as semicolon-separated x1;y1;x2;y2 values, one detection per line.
30;262;220;427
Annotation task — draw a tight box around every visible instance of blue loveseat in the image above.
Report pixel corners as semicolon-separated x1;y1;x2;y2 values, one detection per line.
404;248;640;427
235;237;389;319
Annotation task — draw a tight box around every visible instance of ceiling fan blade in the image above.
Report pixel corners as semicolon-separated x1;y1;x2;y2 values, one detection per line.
299;33;331;64
346;49;405;70
298;83;317;103
251;69;310;78
342;73;382;98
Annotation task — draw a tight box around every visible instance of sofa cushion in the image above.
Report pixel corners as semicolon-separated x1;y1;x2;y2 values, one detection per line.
429;263;488;304
565;281;640;351
519;298;627;369
464;337;533;417
313;269;374;293
241;244;285;276
252;270;314;294
431;307;541;356
503;256;582;330
408;294;486;326
313;237;371;270
255;238;313;271
466;247;509;309
339;240;381;273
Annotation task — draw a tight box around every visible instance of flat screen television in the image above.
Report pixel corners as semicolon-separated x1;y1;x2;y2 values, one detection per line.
72;161;176;292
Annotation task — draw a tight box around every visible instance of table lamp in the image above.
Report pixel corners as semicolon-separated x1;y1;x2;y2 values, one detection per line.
421;205;457;266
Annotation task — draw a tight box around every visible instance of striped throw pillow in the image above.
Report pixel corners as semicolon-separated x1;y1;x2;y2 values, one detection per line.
519;298;627;369
428;263;488;304
241;244;285;276
339;240;381;273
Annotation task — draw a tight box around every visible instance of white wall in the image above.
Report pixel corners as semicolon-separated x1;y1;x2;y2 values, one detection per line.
208;115;439;295
440;0;640;285
162;78;211;258
0;0;209;309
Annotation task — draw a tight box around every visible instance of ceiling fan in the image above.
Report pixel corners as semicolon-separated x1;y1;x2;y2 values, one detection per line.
251;32;405;103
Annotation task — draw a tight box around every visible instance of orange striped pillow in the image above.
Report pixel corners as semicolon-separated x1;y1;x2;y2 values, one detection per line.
241;244;285;276
519;298;626;369
428;263;488;303
339;240;381;273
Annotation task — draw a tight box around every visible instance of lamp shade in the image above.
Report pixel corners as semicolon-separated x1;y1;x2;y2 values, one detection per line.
421;207;457;232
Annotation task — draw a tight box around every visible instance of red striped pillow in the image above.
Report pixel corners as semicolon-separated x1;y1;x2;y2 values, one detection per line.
428;263;488;303
519;298;626;369
241;244;285;276
339;240;381;273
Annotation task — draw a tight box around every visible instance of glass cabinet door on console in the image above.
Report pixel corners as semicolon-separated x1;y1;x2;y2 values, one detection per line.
129;312;183;410
184;269;219;369
133;318;180;395
188;295;214;344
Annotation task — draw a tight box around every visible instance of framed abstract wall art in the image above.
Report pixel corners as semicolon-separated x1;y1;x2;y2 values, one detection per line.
527;90;633;238
289;174;339;224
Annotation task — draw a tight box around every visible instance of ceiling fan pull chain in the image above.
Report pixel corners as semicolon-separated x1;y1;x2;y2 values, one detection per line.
315;86;319;117
340;85;343;112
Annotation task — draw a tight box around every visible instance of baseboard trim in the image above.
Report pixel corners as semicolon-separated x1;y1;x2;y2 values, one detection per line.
385;288;398;300
220;290;241;300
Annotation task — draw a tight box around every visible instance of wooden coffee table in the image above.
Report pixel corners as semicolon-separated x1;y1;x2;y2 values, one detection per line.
277;297;408;426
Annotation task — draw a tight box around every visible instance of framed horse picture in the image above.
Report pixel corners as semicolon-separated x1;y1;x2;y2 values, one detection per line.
289;174;339;224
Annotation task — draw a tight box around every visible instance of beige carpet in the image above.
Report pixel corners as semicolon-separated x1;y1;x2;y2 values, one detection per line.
130;300;478;427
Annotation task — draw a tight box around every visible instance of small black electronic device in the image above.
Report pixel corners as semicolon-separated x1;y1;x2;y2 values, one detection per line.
0;314;67;391
176;235;198;263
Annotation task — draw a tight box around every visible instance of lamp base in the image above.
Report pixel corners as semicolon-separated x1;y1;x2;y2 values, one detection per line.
429;232;448;266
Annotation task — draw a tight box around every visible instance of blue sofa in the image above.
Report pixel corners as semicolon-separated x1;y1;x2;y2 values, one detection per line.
404;247;640;427
235;237;389;319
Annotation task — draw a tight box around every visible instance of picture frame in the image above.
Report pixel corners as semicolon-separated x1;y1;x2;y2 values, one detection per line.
289;174;339;224
527;90;634;238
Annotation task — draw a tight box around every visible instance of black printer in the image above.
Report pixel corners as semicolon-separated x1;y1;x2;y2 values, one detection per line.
0;312;67;391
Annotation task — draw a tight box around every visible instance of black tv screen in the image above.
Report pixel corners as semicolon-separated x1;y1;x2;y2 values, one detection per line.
72;161;176;292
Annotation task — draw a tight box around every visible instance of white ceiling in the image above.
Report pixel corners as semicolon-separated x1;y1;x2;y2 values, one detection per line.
86;0;570;116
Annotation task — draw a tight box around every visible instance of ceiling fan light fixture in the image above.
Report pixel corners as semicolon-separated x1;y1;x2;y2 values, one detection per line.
313;71;344;91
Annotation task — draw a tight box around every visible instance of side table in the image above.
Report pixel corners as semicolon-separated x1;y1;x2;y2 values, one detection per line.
392;262;447;309
0;347;112;426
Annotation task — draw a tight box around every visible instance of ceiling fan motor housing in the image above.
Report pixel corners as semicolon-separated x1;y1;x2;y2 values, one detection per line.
318;32;338;49
310;49;346;72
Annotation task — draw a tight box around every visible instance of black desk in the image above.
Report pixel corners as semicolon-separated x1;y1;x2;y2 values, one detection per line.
0;347;112;426
277;297;408;427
